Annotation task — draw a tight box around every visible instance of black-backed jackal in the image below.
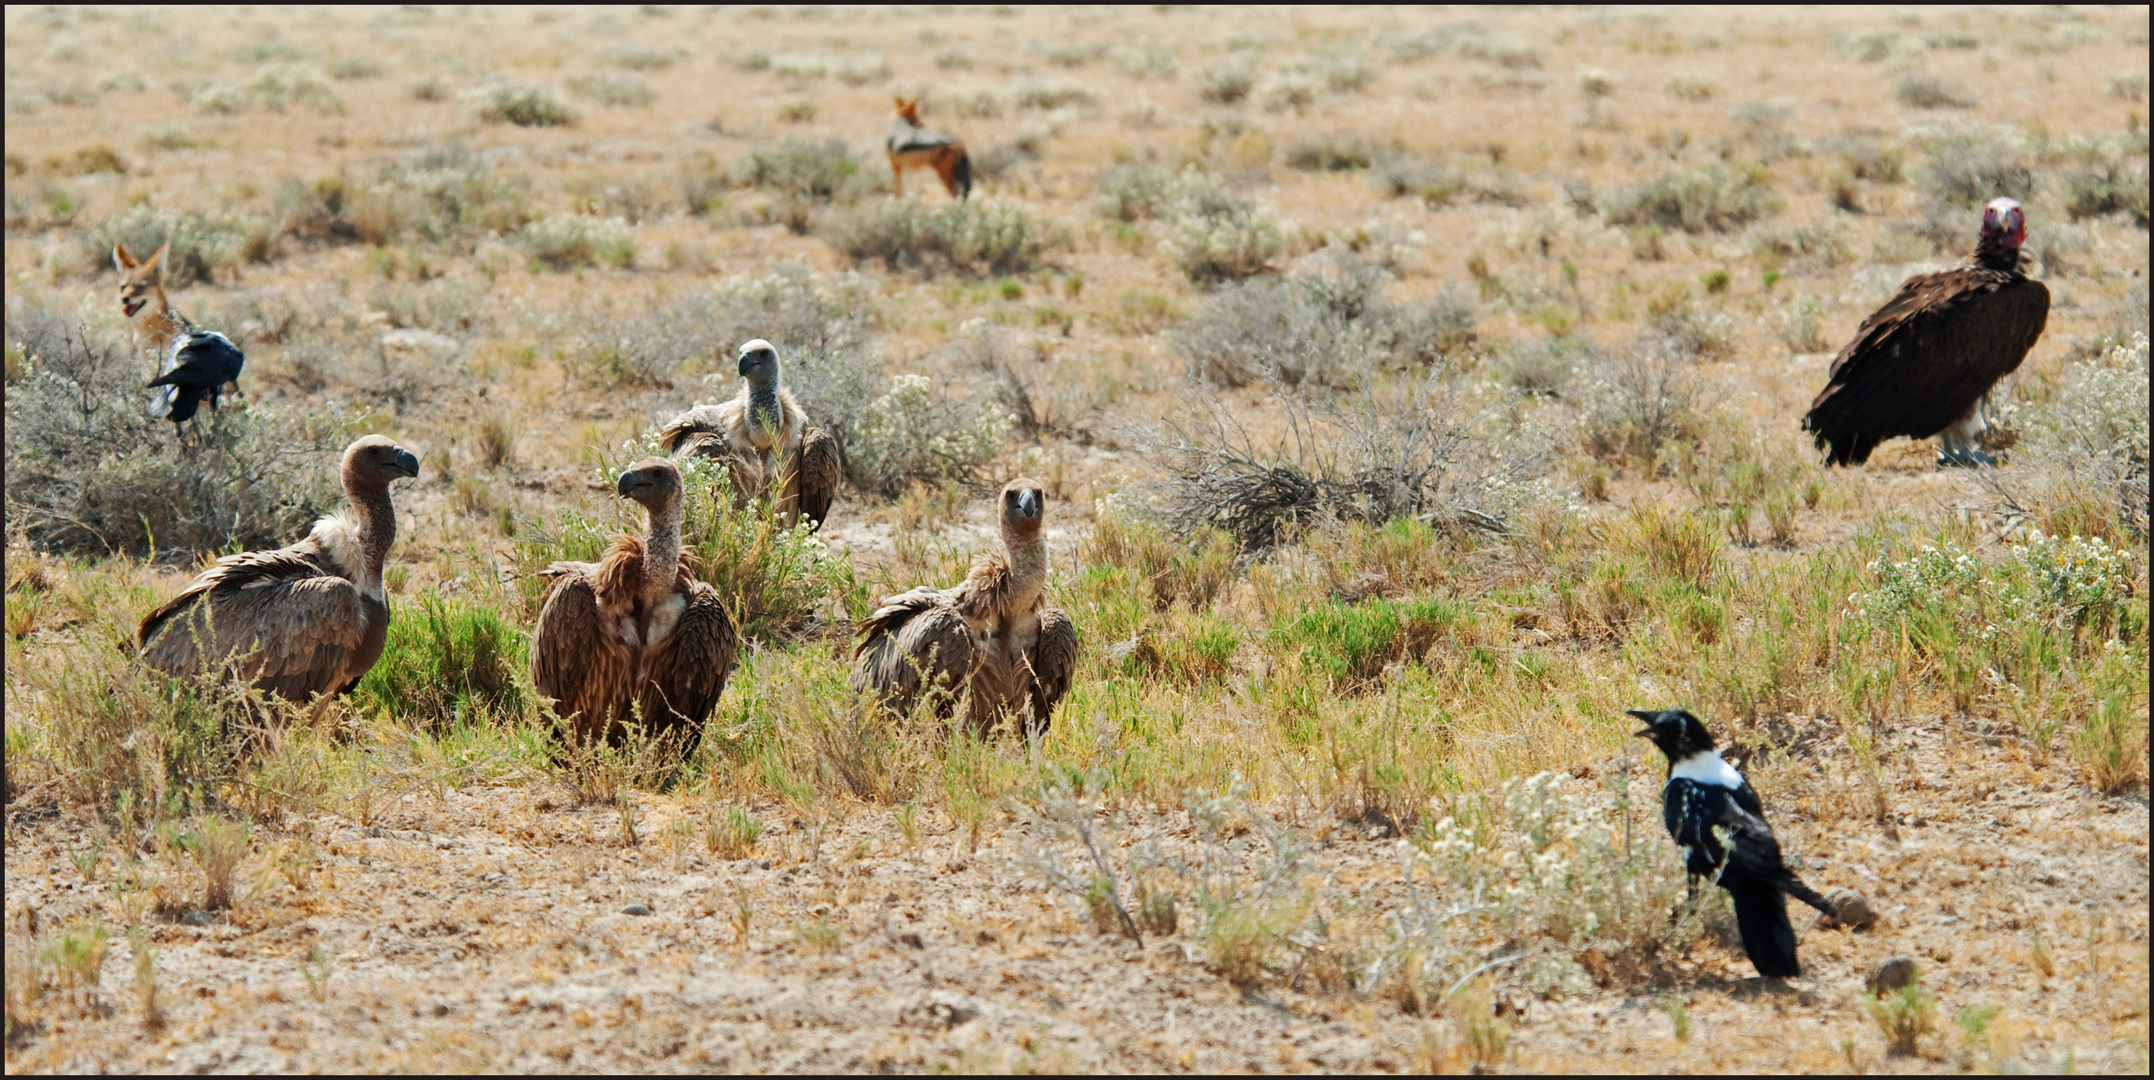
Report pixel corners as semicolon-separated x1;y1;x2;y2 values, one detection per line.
886;97;971;200
114;241;185;359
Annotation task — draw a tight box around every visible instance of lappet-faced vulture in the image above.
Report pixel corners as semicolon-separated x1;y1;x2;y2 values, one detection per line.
148;330;246;435
532;458;738;752
657;339;843;528
850;478;1077;736
137;435;418;712
1803;196;2050;468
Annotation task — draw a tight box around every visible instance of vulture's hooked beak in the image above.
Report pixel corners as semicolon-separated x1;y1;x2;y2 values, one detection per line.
393;448;421;479
616;469;644;498
1015;489;1041;519
738;339;776;378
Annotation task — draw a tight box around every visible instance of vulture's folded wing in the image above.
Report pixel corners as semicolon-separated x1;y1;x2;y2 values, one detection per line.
656;403;738;455
792;426;843;528
850;588;972;717
1025;608;1078;733
533;565;629;742
640;582;738;740
137;547;370;703
1808;273;2050;445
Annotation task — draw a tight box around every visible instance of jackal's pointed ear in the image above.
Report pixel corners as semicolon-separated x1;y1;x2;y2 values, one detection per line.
145;241;169;270
114;243;138;271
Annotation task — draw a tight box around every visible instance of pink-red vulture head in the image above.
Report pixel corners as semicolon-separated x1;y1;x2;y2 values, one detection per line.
1980;196;2027;249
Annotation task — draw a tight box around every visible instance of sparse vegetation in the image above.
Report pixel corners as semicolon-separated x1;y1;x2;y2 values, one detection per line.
467;82;579;127
1607;165;1784;233
821;199;1064;278
2;6;2146;1074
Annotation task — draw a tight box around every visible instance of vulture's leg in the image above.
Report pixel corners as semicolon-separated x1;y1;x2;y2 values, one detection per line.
1936;399;1996;469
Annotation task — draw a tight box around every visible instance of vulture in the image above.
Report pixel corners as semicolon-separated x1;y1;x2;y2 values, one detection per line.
137;435;419;715
657;339;843;528
1803;196;2050;467
148;330;246;436
532;457;738;752
851;478;1077;737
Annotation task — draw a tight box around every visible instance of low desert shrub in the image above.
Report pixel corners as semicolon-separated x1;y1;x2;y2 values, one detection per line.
845;373;1012;496
467;82;578;127
1094;164;1179;223
1894;72;1978;110
247;64;343;114
742;138;867;230
568;70;657;107
1283;133;1391;172
1173;249;1473;387
84;204;265;286
1914;126;2035;209
1195;56;1260;104
1148;370;1546;550
820;199;1063;278
3;311;348;558
1159;172;1292;284
1607;165;1782;233
1576;336;1712;464
351;593;532;728
1370;157;1468;206
521;214;636;269
338;143;532;249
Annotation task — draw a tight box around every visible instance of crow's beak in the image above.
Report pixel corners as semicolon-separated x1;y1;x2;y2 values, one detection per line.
394;448;421;479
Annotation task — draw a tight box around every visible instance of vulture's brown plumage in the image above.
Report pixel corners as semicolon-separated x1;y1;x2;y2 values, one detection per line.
137;435;419;711
851;478;1077;736
533;458;738;752
1803;196;2050;467
658;338;842;528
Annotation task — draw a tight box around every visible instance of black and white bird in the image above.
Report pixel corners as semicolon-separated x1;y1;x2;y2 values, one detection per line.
148;329;245;435
1631;708;1837;979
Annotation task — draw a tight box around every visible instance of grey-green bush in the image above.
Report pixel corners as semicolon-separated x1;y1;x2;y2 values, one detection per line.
1173;249;1474;388
4;310;348;557
820;200;1063;278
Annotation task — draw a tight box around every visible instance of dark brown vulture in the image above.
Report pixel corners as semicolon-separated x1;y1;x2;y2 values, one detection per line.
850;478;1077;737
532;457;738;752
657;338;843;529
1803;196;2050;467
137;435;419;715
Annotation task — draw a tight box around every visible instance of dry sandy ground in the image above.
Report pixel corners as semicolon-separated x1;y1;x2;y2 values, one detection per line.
5;717;2144;1074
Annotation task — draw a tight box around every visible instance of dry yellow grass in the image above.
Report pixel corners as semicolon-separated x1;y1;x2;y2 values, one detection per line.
5;4;2149;1073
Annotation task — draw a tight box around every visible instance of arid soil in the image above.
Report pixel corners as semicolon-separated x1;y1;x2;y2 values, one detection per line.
5;713;2145;1074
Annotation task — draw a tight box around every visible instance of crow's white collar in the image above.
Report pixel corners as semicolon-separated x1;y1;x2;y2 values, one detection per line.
1670;749;1744;789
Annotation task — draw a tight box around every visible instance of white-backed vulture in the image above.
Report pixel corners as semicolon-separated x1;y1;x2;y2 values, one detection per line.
532;457;738;752
657;338;843;528
1803;196;2050;468
137;435;418;711
850;478;1077;736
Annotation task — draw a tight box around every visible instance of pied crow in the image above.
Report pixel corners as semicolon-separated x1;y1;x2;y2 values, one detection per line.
148;329;245;434
1631;707;1836;979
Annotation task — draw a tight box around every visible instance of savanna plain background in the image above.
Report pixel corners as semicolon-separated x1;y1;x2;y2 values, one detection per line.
3;3;2149;1073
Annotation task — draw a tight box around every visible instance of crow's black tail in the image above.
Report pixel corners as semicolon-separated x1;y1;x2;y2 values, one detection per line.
1725;877;1800;978
954;153;972;200
1775;870;1836;918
